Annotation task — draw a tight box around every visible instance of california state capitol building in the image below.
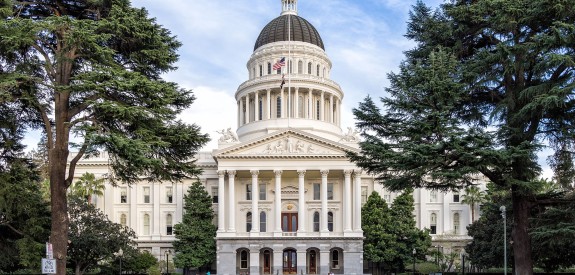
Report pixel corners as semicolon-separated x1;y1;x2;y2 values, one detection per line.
71;1;481;274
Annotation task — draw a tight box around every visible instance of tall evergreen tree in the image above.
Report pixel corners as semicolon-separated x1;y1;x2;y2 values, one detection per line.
0;1;209;272
348;1;575;273
362;191;393;274
173;181;217;272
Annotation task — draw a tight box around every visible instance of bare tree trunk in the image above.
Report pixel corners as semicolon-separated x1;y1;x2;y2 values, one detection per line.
511;187;533;275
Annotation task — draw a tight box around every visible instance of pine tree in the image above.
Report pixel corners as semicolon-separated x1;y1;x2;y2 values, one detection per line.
362;191;393;274
348;1;575;273
173;181;217;272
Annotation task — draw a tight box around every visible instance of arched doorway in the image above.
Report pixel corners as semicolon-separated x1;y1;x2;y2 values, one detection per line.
262;249;272;274
283;249;297;274
308;249;318;274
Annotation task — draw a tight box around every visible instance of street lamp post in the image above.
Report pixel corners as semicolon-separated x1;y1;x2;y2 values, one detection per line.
461;253;465;275
500;206;507;275
412;248;416;275
117;248;123;275
165;249;171;275
434;245;442;272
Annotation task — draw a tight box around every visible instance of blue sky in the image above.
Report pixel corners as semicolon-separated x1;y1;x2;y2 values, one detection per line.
126;0;444;150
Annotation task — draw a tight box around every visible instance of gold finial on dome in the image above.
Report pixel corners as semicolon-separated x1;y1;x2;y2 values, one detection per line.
281;0;297;16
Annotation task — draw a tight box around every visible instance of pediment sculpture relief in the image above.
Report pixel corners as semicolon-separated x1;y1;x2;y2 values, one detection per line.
261;137;326;154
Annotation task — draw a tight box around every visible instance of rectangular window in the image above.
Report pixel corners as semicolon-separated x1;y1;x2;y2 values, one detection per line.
246;184;252;200
313;183;320;200
430;191;438;202
212;187;218;203
259;65;263;76
430;225;437;234
384;194;390;202
453;192;460;203
361;186;368;204
259;183;266;200
166;187;173;203
327;183;334;200
143;187;150;203
120;187;127;203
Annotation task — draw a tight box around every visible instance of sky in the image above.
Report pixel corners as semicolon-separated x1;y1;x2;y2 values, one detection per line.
124;0;444;150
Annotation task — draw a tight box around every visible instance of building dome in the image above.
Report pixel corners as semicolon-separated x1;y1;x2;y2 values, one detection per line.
254;14;325;51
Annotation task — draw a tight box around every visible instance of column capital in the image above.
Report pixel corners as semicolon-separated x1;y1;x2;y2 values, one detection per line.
227;170;236;176
297;170;306;177
343;169;353;175
250;170;259;176
353;169;362;176
274;170;283;176
217;170;226;177
320;169;329;177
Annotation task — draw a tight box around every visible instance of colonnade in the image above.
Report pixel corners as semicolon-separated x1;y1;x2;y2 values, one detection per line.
237;87;341;127
216;169;363;235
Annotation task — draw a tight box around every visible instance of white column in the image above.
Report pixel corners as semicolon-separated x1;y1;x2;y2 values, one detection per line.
295;87;299;118
281;88;285;118
343;170;352;232
297;170;306;232
152;183;160;236
308;89;312;119
237;100;241;127
320;169;329;232
320;91;325;121
266;89;271;120
274;170;283;234
251;170;259;233
329;94;334;123
245;93;250;124
227;170;236;232
353;170;362;231
254;91;259;121
217;170;226;232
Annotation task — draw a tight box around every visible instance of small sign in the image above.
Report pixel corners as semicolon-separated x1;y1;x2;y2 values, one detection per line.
46;242;53;259
42;258;56;274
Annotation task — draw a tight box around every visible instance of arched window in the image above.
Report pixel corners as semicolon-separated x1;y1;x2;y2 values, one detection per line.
331;250;339;269
298;60;303;73
246;212;252;232
430;213;437;234
308;62;312;74
453;212;460;234
316;64;320;76
240;250;249;269
276;96;282;118
143;214;150;235
260;211;267;232
328;212;334;232
313;212;320;232
166;214;173;235
267;62;271;75
120;214;127;226
259;65;263;77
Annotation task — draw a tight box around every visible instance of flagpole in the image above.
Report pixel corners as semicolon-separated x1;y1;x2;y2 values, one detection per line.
287;7;291;128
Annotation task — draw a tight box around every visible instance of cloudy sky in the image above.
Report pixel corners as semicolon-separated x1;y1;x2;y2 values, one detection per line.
126;0;444;150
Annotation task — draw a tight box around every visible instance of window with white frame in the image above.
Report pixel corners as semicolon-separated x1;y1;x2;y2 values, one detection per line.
166;214;173;235
361;186;368;204
308;62;312;74
276;96;282;118
331;250;339;269
166;186;173;203
328;211;334;232
259;183;266;200
246;212;252;232
430;213;437;234
120;187;127;203
430;191;438;202
453;191;460;202
313;183;320;200
120;213;127;226
453;212;460;234
298;60;303;74
259;65;263;76
260;211;266;232
327;183;334;200
212;187;218;203
246;184;252;200
240;250;248;269
143;187;150;203
143;214;150;235
267;62;271;74
383;194;391;202
313;212;320;232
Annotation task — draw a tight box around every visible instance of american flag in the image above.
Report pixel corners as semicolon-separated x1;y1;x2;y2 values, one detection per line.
272;57;285;70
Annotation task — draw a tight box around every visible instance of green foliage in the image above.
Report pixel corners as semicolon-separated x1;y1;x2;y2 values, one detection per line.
349;0;575;273
461;186;487;221
173;181;217;271
362;190;431;274
71;172;106;202
0;159;50;272
67;195;136;275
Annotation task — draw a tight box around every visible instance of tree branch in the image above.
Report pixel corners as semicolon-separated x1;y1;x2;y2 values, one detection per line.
0;222;25;236
66;143;88;187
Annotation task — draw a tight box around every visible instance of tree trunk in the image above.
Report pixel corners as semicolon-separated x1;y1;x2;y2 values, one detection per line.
511;187;533;275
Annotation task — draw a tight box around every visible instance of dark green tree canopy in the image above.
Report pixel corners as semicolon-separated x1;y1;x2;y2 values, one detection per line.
173;181;217;271
349;1;575;273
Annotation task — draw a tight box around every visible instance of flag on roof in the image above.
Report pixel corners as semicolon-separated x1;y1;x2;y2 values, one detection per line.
280;74;286;89
272;57;286;70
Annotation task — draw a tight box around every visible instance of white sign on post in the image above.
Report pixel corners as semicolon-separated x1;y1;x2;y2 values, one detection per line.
42;258;56;274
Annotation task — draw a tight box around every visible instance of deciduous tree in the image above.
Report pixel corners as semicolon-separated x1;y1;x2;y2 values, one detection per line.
0;1;209;273
349;1;575;273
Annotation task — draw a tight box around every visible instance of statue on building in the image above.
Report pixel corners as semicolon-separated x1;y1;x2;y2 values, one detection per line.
217;127;240;143
340;127;360;142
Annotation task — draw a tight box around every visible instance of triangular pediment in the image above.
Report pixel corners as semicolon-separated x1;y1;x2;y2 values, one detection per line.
213;129;358;159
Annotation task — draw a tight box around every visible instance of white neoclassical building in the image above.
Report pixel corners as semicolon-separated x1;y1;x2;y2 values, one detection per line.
72;1;480;274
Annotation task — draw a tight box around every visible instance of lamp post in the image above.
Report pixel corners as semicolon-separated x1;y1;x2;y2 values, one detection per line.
461;253;465;275
165;249;171;275
434;245;442;272
412;248;416;275
117;248;123;275
500;206;507;275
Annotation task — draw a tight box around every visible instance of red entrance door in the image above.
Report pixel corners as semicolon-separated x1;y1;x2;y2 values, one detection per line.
282;213;298;232
283;249;297;274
